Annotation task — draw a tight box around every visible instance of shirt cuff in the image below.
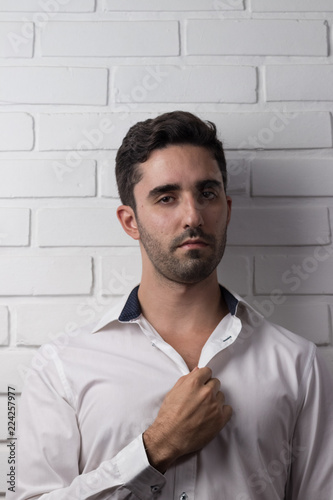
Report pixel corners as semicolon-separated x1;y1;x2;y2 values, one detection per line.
115;434;166;499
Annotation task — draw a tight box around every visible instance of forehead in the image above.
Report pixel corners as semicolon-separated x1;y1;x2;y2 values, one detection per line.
136;144;222;189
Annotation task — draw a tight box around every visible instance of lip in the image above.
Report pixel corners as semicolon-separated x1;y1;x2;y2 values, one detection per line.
179;239;208;249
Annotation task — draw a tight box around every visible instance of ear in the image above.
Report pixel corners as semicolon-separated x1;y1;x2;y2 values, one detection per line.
226;196;232;226
116;205;140;241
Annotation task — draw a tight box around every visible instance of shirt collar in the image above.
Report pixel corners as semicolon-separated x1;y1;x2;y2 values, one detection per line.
119;284;238;322
92;284;240;333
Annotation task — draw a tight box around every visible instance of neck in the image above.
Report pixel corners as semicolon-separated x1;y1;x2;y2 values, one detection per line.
138;271;229;340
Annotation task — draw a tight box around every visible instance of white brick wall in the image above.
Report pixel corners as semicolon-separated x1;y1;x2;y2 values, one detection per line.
0;307;8;346
0;0;95;12
228;207;330;246
0;67;108;105
113;66;257;103
0;160;96;197
104;0;244;11
255;255;333;295
0;257;92;295
41;22;180;57
0;208;30;246
265;66;333;102
252;0;333;12
186;20;328;56
1;3;333;491
204;112;332;149
252;159;333;197
0;22;34;58
37;207;135;246
0;114;34;151
38;113;143;151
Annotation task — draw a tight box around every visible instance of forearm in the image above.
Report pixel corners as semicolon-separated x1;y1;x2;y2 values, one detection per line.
11;435;165;500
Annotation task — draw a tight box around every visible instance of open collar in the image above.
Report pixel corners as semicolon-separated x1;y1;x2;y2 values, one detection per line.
92;284;240;334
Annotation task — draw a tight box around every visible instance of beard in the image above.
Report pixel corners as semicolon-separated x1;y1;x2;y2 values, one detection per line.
136;218;227;285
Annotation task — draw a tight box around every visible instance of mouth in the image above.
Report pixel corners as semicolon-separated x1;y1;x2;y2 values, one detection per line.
179;239;209;249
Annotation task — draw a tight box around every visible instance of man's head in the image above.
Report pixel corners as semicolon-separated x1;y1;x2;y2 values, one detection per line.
115;111;227;212
116;112;232;286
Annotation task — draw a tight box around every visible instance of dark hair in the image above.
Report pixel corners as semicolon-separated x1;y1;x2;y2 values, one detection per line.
115;111;227;210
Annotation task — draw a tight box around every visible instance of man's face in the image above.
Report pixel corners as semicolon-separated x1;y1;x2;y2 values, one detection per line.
132;144;232;285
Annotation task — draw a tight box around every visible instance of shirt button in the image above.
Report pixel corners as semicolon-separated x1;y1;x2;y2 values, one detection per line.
179;493;188;500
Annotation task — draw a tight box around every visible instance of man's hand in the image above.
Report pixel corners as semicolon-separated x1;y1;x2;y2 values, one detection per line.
143;367;232;473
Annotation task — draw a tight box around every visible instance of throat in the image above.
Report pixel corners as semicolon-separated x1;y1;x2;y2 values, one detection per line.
158;329;212;371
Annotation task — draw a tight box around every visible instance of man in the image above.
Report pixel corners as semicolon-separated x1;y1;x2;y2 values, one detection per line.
12;111;333;499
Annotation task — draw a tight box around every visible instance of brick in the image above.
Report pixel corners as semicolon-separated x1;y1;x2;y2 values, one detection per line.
0;113;33;151
318;347;333;379
226;159;248;195
38;113;147;151
252;0;333;12
0;256;92;295
0;160;96;198
253;301;330;345
113;65;256;104
104;0;244;11
101;252;142;296
37;208;136;246
0;67;107;105
229;207;330;246
0;208;30;246
0;351;35;392
186;20;327;56
0;22;33;58
266;66;333;102
41;22;179;57
252;158;333;197
255;254;333;295
0;448;8;492
205;112;332;150
39;112;332;152
0;307;8;345
100;153;118;198
0;0;95;11
16;303;103;346
217;254;251;295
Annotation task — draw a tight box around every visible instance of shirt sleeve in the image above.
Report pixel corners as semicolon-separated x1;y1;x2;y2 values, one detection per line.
285;348;333;500
9;359;166;500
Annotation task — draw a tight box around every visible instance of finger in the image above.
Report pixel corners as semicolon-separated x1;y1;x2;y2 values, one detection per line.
205;377;221;395
222;404;233;422
194;366;213;384
216;391;225;406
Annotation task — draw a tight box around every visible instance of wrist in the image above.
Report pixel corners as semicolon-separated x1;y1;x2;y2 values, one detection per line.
143;426;180;474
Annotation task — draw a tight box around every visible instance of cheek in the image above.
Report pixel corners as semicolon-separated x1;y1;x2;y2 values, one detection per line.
141;209;174;235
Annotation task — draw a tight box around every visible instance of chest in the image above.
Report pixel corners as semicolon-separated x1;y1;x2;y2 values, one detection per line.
165;336;207;370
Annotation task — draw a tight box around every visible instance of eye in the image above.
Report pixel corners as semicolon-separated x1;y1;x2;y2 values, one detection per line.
158;195;175;204
201;191;216;200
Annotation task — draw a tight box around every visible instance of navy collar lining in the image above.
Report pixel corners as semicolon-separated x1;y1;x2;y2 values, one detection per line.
118;284;238;322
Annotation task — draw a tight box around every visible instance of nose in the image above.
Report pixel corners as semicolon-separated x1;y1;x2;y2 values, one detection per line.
182;194;204;229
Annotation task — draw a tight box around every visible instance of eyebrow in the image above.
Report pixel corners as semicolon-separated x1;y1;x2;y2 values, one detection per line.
147;179;222;199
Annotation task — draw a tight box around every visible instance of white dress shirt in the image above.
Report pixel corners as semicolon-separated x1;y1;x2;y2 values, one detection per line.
10;285;333;500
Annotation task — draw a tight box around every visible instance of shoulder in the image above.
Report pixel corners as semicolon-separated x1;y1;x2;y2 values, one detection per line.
236;298;318;378
21;295;129;389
